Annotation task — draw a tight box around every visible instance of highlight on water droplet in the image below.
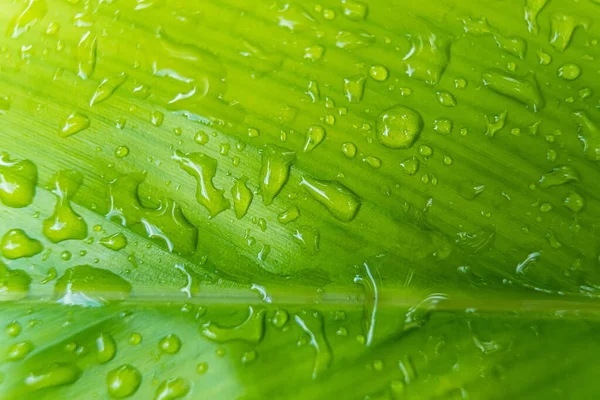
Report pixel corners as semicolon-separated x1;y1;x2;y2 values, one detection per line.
96;332;117;364
343;75;366;103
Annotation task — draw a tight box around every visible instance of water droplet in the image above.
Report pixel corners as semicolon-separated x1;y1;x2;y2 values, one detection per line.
96;332;117;364
335;30;374;49
172;151;230;218
107;364;142;399
241;350;257;364
549;12;590;52
369;65;388;82
306;81;320;103
433;118;453;134
557;63;581;80
6;321;22;337
25;363;81;390
132;84;151;99
376;106;423;149
60;250;72;261
77;31;97;80
485;110;507;137
107;173;198;255
399;157;419;175
341;142;357;158
201;306;265;343
43;170;88;243
462;17;527;58
362;155;381;169
115;146;130;158
231;177;253;219
524;0;550;34
304;45;325;61
294;310;332;379
151;111;164;127
100;233;128;251
300;176;361;222
155;378;190;400
539;165;579;188
292;226;320;253
343;75;366;103
7;0;47;39
303;125;326;152
354;262;379;347
401;30;451;85
418;145;433;157
90;73;128;106
158;334;181;354
0;153;37;208
59;113;90;137
564;191;584;212
482;69;544;111
341;0;367;20
456;227;496;253
458;180;485;200
259;145;295;205
272;308;289;328
0;263;30;301
196;362;208;374
572;110;600;161
436;91;456;107
7;341;34;361
278;206;300;224
129;333;142;345
0;229;43;260
55;265;132;306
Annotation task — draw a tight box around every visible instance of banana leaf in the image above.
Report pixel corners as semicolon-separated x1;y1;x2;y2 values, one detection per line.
1;0;600;398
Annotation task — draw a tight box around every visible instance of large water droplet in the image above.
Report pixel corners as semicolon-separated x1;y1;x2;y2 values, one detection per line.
1;229;43;259
0;153;38;208
376;106;423;149
55;265;132;306
300;176;361;222
107;364;142;399
259;145;295;205
43;170;88;243
201;306;265;343
173;151;230;218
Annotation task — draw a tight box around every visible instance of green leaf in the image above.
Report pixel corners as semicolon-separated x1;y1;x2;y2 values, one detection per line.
1;0;600;398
